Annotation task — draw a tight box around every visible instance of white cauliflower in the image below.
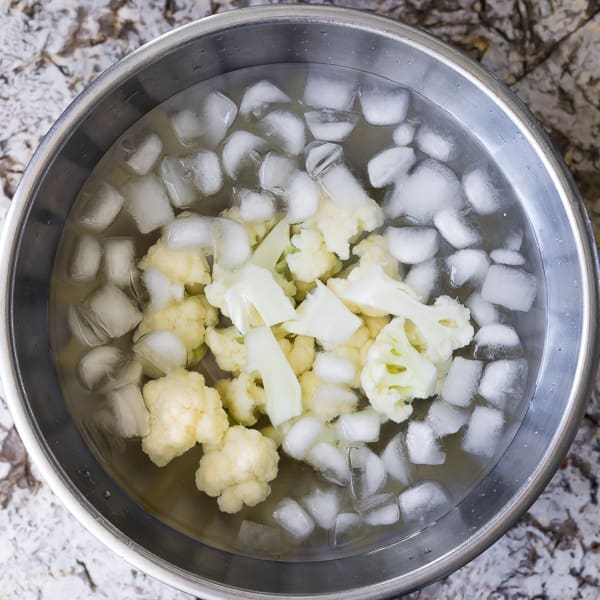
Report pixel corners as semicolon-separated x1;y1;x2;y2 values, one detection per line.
216;373;266;426
286;228;341;283
135;296;217;353
139;241;211;290
195;426;279;513
221;206;276;247
205;326;246;375
306;193;383;260
275;330;316;376
142;369;229;467
299;371;358;421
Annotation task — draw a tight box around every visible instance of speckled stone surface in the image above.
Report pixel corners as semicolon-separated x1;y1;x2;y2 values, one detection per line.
0;1;599;598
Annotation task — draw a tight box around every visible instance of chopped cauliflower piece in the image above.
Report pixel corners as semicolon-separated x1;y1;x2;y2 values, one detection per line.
361;317;438;423
286;228;342;283
275;331;316;376
142;369;228;467
139;241;211;289
222;206;276;247
135;296;217;354
299;371;358;421
205;326;246;375
195;426;279;513
217;373;266;425
353;234;401;278
364;315;391;339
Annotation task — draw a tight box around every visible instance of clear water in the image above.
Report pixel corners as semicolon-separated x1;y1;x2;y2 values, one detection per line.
50;63;543;561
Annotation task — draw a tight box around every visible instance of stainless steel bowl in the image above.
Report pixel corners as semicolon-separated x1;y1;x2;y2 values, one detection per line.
1;6;598;599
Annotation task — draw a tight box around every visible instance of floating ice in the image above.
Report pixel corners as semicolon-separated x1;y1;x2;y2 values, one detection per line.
123;132;162;176
240;80;291;118
320;164;370;209
385;226;439;265
260;110;306;155
310;384;358;423
490;248;526;266
313;352;355;385
415;126;456;162
108;383;150;438
238;189;276;222
303;70;357;111
170;108;205;145
201;91;238;147
349;446;387;499
77;182;124;232
258;152;296;192
440;357;483;408
479;359;528;409
392;122;417;146
433;209;481;249
398;481;449;523
405;258;439;303
473;323;521;360
273;498;315;540
284;170;319;223
78;345;124;391
406;421;446;465
306;442;350;485
363;502;400;526
142;268;184;311
331;512;362;547
305;110;360;142
70;235;102;282
163;215;213;250
381;433;413;486
503;229;524;251
213;217;252;266
222;131;266;179
103;237;135;288
465;292;499;326
303;488;339;529
368;147;416;188
336;411;381;443
426;400;469;438
122;174;174;234
282;416;325;460
462;168;501;215
304;141;344;179
481;265;537;312
160;156;196;208
385;160;464;222
462;405;504;458
87;284;142;339
446;249;489;287
186;150;223;196
237;520;281;554
134;330;187;377
359;84;410;125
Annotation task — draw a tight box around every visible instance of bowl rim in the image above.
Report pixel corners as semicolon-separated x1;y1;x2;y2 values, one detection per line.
1;5;599;599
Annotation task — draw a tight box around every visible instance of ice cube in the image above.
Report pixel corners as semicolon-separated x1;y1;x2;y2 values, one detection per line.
77;182;124;232
69;304;110;347
258;152;296;192
305;110;360;142
108;383;150;438
465;292;499;326
331;512;362;547
398;481;449;523
142;268;184;312
282;416;325;460
481;265;537;312
283;170;319;223
381;433;413;486
503;229;524;251
201;91;238;147
310;384;358;423
237;520;282;555
406;421;446;465
239;80;291;118
336;411;381;443
490;248;526;266
320;164;371;209
473;323;521;360
260;110;306;156
222;131;266;179
70;235;102;282
405;258;439;302
306;442;350;485
212;217;251;266
185;150;223;196
385;226;439;265
303;70;357;111
304;141;344;179
273;498;315;541
302;488;339;529
78;345;124;391
479;359;528;409
163;215;213;250
368;147;416;188
359;84;410;125
122;174;174;234
160;156;197;208
392;122;417;146
170;108;205;145
440;357;484;408
462;168;501;215
426;400;469;438
363;502;400;526
462;405;504;458
313;352;355;385
348;446;387;499
446;249;489;287
433;209;481;249
385;160;464;222
103;238;135;288
416;126;456;162
134;330;187;377
123;132;163;176
238;189;276;222
87;284;142;339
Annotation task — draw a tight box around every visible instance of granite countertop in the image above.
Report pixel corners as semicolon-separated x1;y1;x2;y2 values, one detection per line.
0;1;599;598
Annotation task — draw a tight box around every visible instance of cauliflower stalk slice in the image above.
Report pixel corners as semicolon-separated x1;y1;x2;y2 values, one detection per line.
249;219;290;271
195;425;279;513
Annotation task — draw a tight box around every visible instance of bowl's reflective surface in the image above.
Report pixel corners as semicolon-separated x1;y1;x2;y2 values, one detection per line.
0;6;598;599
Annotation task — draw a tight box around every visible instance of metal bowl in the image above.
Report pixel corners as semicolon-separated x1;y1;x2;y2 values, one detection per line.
1;6;598;599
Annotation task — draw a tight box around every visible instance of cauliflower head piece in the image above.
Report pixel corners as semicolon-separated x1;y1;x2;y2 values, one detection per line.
286;228;342;283
221;206;276;248
216;373;266;426
205;326;246;375
275;330;316;376
195;425;279;513
299;371;358;422
142;369;228;467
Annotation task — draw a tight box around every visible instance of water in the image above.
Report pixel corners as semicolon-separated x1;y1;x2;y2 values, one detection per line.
50;63;544;561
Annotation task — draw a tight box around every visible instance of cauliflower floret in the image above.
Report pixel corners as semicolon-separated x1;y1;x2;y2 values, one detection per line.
205;326;246;375
221;206;276;247
216;373;266;426
307;194;383;260
286;228;342;283
275;331;315;376
294;280;316;302
195;425;279;513
353;234;401;278
142;369;228;467
364;315;391;339
139;241;211;290
299;370;358;421
135;296;217;353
